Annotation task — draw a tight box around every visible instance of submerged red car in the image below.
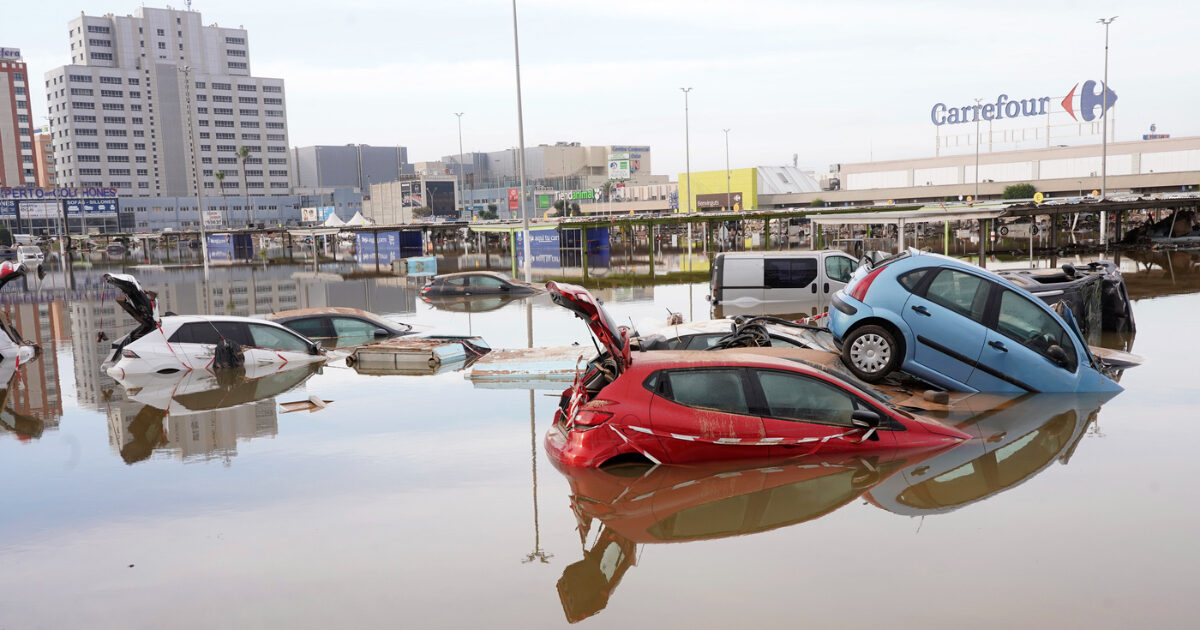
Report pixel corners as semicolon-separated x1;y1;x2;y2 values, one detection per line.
546;281;969;467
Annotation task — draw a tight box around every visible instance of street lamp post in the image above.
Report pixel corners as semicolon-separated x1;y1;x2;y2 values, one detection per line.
454;112;466;219
974;97;982;203
511;0;531;281
180;65;208;276
1098;15;1117;247
681;87;692;265
723;128;731;211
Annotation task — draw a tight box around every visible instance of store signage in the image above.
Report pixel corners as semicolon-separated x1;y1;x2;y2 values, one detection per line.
507;187;519;210
0;186;119;199
608;153;630;180
931;80;1117;126
66;198;118;216
0;48;21;61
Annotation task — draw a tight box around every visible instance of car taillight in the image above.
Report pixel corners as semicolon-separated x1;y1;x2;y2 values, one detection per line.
573;409;613;428
121;349;140;358
848;266;885;302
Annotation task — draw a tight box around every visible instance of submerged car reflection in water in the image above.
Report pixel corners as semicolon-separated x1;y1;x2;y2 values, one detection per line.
110;362;323;464
552;448;943;623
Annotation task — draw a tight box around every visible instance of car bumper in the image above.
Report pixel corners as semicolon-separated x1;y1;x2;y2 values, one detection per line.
544;417;636;468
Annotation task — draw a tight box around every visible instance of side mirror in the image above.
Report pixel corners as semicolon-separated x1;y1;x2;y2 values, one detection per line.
1047;344;1070;368
851;409;881;441
373;328;389;338
309;340;324;355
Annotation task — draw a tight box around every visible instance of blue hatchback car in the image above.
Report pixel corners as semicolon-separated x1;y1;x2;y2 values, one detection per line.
828;250;1121;393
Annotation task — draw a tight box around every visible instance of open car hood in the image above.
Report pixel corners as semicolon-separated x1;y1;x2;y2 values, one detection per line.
546;281;630;372
104;273;160;326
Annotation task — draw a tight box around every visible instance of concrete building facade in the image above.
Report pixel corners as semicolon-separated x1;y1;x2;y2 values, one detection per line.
291;144;408;191
44;6;291;206
762;136;1200;208
33;131;55;187
0;47;37;186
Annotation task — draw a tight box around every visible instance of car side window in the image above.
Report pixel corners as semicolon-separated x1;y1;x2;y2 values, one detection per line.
248;323;311;352
682;334;721;350
824;256;856;284
285;317;331;339
332;317;380;337
764;258;817;289
897;268;930;292
754;370;856;426
662;369;750;414
169;322;220;344
446;277;466;286
994;290;1078;371
923;269;989;322
470;275;507;289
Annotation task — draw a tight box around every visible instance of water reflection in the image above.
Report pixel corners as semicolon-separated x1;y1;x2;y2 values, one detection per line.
108;363;322;465
866;393;1115;515
552;448;939;622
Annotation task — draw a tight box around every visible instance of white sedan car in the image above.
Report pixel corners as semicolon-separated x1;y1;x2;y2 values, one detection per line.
104;274;326;377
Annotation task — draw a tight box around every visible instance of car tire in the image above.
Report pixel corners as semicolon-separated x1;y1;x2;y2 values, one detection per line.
841;324;900;383
1031;226;1039;235
999;226;1010;236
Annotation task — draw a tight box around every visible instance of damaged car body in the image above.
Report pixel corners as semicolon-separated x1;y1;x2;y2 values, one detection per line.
546;281;968;468
828;251;1125;393
0;262;41;366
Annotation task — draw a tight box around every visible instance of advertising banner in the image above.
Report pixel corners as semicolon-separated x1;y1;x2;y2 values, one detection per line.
301;207;318;222
318;206;336;221
19;201;59;220
536;194;552;210
607;153;630;180
507;188;519;211
66;198;119;216
355;231;402;266
203;210;223;228
515;230;562;269
0;200;15;218
206;234;235;262
402;182;423;208
424;181;456;218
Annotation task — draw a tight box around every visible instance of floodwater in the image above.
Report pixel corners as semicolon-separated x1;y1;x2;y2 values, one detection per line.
1;249;1198;629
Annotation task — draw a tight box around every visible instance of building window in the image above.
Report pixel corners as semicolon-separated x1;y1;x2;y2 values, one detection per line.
262;85;281;93
226;37;246;45
239;109;258;117
69;74;93;83
71;87;93;96
212;82;231;90
227;49;246;57
87;25;111;34
228;62;248;70
89;39;113;47
91;52;114;61
157;42;166;50
100;89;123;97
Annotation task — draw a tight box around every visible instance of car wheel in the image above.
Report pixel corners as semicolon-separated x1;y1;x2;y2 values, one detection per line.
1031;226;1039;235
841;324;900;383
999;226;1010;236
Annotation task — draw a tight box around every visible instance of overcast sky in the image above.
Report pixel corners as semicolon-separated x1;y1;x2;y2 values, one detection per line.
13;1;1200;177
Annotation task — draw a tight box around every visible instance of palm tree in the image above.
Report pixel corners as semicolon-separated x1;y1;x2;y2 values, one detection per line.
214;171;227;227
237;146;252;227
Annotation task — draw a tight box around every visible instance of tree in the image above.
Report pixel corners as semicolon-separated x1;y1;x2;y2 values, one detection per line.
237;146;252;227
1001;183;1037;200
478;204;498;221
0;227;12;247
570;201;581;217
552;199;567;217
214;171;227;227
601;180;615;201
809;198;825;208
412;206;433;219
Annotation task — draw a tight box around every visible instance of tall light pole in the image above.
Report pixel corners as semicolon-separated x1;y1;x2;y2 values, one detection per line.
1098;15;1117;247
454;112;466;219
681;87;692;264
723;128;731;211
974;97;982;203
180;65;208;276
511;0;531;281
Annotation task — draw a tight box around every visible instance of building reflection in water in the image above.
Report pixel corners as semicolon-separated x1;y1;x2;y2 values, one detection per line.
551;392;1115;623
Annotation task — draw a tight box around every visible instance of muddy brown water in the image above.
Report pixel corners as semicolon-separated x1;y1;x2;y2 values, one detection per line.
0;254;1196;628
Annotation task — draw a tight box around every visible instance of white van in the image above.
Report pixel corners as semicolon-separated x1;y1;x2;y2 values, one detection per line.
709;250;860;318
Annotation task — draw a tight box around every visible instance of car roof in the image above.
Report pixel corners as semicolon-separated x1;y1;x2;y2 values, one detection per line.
717;249;847;259
267;307;383;321
436;271;511;280
632;349;827;372
162;315;291;326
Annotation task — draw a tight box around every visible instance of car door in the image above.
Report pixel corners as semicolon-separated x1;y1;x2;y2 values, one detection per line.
901;267;992;387
246;322;320;365
820;254;858;313
647;368;766;463
969;288;1081;393
751;369;897;458
763;257;819;306
281;316;334;341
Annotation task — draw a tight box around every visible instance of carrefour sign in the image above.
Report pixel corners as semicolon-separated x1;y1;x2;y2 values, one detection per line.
931;80;1117;126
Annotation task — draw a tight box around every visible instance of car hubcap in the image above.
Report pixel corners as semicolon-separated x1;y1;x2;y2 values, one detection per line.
850;334;890;374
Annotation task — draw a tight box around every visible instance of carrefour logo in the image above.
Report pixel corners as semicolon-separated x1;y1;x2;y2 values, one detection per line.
931;81;1117;126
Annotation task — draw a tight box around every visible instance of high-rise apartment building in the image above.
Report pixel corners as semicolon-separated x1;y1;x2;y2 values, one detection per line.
33;130;55;186
44;6;291;207
0;47;36;186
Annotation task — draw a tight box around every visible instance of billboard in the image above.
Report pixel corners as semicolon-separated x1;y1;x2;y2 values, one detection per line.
536;194;552;210
402;182;423;208
0;200;14;218
424;181;456;218
203;210;223;228
66;198;119;216
356;231;422;266
301;207;318;222
507;188;519;210
608;153;630;180
930;80;1117;126
515;230;562;269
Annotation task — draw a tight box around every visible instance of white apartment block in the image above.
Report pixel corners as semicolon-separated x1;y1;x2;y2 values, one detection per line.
43;6;291;209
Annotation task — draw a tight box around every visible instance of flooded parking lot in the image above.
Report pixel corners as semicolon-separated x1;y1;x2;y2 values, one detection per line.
1;252;1198;628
